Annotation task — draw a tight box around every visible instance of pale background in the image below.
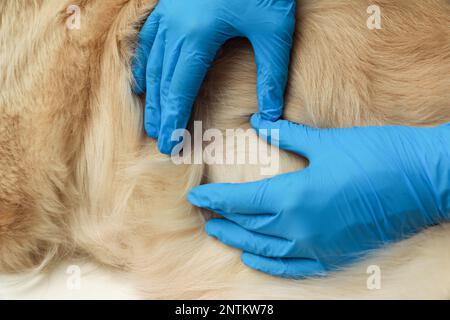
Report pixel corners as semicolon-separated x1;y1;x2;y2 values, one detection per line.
0;260;138;300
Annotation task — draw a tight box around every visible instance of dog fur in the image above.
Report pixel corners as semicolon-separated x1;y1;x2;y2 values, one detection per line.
0;0;450;299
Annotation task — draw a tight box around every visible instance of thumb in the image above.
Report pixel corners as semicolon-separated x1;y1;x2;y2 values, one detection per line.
251;114;322;159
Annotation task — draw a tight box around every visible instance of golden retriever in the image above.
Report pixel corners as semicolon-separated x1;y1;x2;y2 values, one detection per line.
0;0;449;299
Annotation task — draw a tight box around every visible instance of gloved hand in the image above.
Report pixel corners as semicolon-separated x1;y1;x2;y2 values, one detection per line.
132;0;296;154
188;114;450;278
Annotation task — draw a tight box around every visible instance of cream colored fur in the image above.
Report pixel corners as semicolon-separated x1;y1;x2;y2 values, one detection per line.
0;0;449;299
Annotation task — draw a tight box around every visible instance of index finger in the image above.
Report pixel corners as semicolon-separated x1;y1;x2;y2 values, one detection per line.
187;176;288;215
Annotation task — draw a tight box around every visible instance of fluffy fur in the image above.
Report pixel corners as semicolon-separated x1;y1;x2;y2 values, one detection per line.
0;0;449;299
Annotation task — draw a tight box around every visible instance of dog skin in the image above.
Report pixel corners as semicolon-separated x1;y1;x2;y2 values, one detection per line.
0;0;449;298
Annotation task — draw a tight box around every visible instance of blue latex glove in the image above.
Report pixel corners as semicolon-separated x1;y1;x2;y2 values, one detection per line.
132;0;296;154
188;114;450;278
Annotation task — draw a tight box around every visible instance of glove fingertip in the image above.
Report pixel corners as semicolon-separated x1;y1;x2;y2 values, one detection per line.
250;113;283;145
157;124;182;154
157;139;173;155
205;219;223;238
144;122;158;139
187;186;212;209
251;112;284;128
241;253;281;277
260;109;282;123
250;113;262;129
241;252;262;269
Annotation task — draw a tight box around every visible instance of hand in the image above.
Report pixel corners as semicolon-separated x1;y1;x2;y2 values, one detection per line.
188;114;450;278
132;0;296;154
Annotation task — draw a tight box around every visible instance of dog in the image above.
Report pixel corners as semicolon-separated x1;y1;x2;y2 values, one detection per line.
1;0;449;298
